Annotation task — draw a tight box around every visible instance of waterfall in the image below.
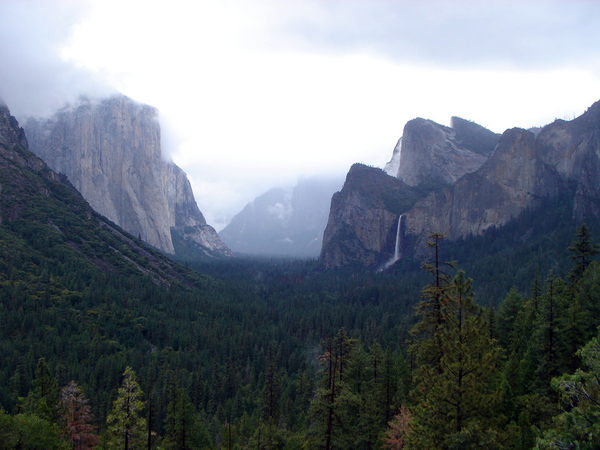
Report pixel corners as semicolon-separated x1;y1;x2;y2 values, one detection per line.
381;214;404;270
393;214;404;261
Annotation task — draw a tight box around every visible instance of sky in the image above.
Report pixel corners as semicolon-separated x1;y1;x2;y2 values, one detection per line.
1;0;600;230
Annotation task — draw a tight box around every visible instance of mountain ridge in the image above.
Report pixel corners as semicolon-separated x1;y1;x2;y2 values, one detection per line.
321;100;600;268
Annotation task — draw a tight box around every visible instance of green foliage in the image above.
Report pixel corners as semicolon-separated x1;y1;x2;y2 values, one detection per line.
0;408;69;450
536;335;600;449
567;222;600;282
408;271;504;449
381;179;446;215
105;367;146;450
164;379;212;450
3;136;600;448
451;116;500;157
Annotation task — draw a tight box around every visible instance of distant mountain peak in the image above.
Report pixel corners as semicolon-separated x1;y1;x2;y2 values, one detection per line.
220;176;342;257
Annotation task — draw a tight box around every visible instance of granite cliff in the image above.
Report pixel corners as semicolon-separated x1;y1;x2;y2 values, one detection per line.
390;117;498;187
24;95;231;259
320;102;600;268
0;101;206;284
320;164;404;268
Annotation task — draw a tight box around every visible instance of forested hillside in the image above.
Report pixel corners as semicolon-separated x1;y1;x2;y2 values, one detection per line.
2;103;600;449
2;192;600;449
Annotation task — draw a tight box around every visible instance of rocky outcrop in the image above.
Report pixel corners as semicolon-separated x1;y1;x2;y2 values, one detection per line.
391;117;498;187
320;102;600;268
405;128;563;256
0;101;208;284
323;117;499;267
0;101;29;150
24;95;231;258
320;164;406;268
536;101;600;219
220;176;342;257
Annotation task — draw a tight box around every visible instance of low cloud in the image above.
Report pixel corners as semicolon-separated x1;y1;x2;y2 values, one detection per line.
0;0;114;119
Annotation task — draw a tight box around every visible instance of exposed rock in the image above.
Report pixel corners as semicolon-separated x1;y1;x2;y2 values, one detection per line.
383;138;402;176
0;102;208;285
536;101;600;219
320;164;405;268
393;118;498;187
321;102;600;268
405;128;563;256
0;101;29;150
24;95;231;258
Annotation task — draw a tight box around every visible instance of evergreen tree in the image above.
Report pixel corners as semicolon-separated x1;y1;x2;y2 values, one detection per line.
305;329;359;450
60;380;101;450
535;334;600;449
497;287;524;353
567;222;599;282
21;357;58;422
164;379;209;450
261;348;280;424
407;271;503;449
574;261;600;340
534;273;567;394
382;405;412;450
411;232;455;373
106;367;146;450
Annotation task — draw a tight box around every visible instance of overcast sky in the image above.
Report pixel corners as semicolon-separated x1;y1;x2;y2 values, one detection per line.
1;0;600;230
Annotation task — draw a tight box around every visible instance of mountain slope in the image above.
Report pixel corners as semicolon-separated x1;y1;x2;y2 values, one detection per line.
220;176;342;257
0;101;207;288
24;95;231;259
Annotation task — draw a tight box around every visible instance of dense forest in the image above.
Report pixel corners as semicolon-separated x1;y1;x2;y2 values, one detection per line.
2;170;600;449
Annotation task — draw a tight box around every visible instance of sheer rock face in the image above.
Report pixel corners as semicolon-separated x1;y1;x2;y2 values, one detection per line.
320;102;600;268
393;117;496;187
536;101;600;219
322;117;499;268
24;95;231;258
320;164;403;268
405;128;563;256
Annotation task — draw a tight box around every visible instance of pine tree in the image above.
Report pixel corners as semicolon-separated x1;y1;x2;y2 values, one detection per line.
60;380;101;450
407;271;503;449
535;273;567;394
261;348;280;424
497;286;524;354
568;222;599;282
382;405;412;450
411;232;455;373
106;366;147;450
305;328;359;450
164;379;205;450
21;357;58;421
535;334;600;449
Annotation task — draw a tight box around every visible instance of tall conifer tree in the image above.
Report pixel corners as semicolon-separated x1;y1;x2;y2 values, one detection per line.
408;271;503;449
106;367;146;450
568;223;599;282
